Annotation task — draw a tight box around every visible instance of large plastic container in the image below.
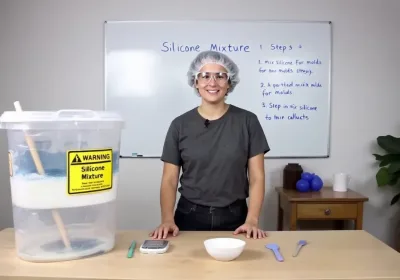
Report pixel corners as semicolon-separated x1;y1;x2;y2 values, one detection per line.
0;109;124;262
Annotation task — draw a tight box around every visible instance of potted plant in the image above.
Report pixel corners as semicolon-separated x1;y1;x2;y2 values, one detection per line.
373;134;400;252
373;135;400;205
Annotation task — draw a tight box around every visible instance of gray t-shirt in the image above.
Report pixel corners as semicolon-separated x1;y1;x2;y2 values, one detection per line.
161;104;270;207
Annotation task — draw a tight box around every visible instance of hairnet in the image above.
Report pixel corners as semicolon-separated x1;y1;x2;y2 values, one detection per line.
187;51;240;95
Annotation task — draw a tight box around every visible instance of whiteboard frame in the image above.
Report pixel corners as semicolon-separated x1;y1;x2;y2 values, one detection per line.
103;19;333;159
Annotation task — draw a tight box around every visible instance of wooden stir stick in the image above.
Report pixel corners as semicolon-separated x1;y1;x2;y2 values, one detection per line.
14;101;71;249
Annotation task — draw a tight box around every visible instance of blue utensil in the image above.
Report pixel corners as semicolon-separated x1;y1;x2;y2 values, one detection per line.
265;243;284;262
293;240;307;257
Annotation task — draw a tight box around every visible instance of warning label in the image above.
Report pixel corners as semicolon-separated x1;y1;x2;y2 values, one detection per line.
67;149;113;195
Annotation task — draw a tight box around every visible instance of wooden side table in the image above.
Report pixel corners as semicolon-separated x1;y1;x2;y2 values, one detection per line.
275;187;369;231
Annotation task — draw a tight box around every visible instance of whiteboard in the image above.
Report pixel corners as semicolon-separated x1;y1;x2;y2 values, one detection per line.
104;20;332;158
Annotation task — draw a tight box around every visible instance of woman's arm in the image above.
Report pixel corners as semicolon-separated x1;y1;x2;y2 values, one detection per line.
150;162;180;239
160;162;180;223
246;153;265;225
234;114;269;238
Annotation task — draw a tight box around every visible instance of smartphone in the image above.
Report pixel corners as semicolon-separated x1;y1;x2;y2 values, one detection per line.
139;239;169;254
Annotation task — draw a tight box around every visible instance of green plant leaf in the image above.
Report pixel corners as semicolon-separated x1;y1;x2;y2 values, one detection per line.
376;167;390;186
388;174;400;186
373;154;384;160
376;167;400;186
390;192;400;205
388;161;400;174
373;154;400;167
377;135;400;154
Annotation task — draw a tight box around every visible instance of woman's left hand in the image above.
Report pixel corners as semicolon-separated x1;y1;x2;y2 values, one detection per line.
233;221;267;239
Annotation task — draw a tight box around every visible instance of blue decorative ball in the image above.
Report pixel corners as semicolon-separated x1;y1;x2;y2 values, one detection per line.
310;175;323;191
296;179;310;192
301;172;315;183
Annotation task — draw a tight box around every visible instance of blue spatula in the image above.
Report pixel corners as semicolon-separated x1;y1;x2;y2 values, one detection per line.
265;243;284;262
293;240;307;257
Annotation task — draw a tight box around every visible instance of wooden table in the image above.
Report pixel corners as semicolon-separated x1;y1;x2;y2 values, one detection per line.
1;228;399;280
276;187;369;231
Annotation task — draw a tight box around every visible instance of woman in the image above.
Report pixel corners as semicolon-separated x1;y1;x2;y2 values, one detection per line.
150;50;270;239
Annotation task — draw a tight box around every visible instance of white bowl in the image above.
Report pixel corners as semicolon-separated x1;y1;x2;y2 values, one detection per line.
204;238;246;261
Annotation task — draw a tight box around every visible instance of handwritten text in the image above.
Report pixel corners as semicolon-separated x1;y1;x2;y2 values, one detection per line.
161;42;250;53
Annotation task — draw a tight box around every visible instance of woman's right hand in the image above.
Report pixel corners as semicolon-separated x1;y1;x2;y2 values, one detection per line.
149;221;179;239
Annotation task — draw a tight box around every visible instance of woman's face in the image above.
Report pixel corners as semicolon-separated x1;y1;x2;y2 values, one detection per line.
195;63;230;104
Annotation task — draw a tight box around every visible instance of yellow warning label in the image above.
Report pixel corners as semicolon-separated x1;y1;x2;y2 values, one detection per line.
67;149;113;195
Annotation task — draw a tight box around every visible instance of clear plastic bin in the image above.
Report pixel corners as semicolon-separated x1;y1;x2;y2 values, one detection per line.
0;109;124;262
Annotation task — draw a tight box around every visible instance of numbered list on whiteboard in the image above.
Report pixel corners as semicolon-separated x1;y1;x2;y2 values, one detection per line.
258;43;323;122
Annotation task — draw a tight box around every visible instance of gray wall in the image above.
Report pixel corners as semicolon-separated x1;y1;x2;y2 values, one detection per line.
1;0;400;248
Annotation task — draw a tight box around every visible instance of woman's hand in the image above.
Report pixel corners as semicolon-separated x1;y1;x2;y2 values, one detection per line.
149;221;179;239
233;221;267;239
